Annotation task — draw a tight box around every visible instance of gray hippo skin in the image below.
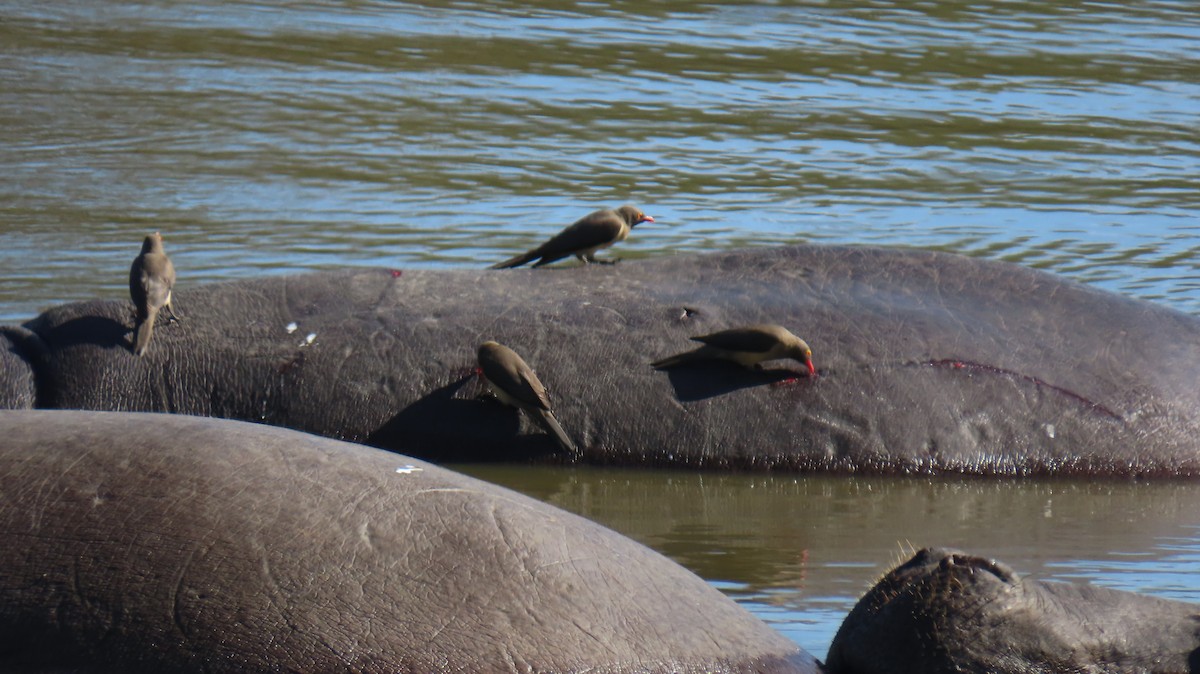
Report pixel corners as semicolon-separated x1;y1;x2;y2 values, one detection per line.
18;244;1200;475
0;326;39;409
0;410;817;673
825;547;1200;674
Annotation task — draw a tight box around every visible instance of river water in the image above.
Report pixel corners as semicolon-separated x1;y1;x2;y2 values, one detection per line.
2;0;1199;660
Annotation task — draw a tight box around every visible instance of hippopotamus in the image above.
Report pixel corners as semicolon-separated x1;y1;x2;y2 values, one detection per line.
0;326;39;409
0;409;817;673
5;244;1200;475
824;547;1200;673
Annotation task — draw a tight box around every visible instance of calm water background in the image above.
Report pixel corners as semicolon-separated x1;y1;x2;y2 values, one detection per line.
3;0;1200;659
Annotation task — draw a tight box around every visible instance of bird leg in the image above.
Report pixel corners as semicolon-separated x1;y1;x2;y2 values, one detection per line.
581;253;620;265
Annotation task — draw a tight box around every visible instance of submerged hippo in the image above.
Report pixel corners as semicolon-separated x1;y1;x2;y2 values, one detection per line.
825;547;1200;673
6;244;1200;475
0;410;817;673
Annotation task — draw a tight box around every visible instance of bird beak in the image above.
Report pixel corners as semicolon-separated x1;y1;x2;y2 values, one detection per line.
641;215;655;224
806;357;816;376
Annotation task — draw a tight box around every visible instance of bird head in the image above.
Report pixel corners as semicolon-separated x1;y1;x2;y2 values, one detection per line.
617;205;655;227
792;341;816;376
477;340;502;361
141;232;165;255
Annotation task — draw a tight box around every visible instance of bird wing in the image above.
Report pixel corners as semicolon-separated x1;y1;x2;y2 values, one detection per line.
129;258;149;308
140;255;176;310
481;352;552;411
530;211;624;263
512;361;553;411
691;327;779;353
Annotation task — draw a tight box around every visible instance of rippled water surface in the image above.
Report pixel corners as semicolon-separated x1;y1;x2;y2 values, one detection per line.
3;1;1200;321
4;0;1200;662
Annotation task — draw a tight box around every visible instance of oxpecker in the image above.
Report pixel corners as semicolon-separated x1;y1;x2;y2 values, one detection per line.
129;232;178;357
477;340;578;455
652;324;816;376
490;205;653;269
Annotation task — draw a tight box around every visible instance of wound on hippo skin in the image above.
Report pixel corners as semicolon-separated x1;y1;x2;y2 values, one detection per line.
922;358;1122;421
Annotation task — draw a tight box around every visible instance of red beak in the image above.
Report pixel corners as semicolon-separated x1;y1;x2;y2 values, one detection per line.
807;360;816;376
641;215;655;224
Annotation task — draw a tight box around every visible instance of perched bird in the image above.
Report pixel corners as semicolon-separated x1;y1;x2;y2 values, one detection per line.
651;324;816;376
129;232;178;356
490;205;654;269
477;340;578;455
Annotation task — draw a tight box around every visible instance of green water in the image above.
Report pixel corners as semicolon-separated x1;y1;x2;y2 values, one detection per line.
2;0;1199;659
458;465;1200;657
2;1;1198;323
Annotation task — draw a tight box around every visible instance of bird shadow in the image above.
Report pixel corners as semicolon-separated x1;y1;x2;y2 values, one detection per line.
34;315;132;351
367;373;567;463
657;361;810;402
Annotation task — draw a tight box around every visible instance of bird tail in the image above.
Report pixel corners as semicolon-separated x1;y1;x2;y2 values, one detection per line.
133;310;158;356
535;409;578;457
650;348;701;369
490;250;539;270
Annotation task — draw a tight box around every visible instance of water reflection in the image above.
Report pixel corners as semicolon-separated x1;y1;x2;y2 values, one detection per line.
459;464;1200;656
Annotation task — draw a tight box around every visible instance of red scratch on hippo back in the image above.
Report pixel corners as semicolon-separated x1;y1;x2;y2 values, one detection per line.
389;269;403;278
770;371;817;387
925;358;1122;421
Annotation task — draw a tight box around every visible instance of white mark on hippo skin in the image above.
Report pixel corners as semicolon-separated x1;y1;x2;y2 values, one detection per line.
285;322;298;334
299;333;316;347
82;480;114;508
1045;423;1056;439
578;300;629;324
394;465;422;474
357;518;376;550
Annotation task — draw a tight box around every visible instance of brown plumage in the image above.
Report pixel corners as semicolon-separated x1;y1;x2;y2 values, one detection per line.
477;340;577;455
651;324;816;375
129;232;178;356
490;205;654;269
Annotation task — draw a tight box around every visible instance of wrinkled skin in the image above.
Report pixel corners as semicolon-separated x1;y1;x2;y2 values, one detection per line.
0;326;39;409
0;410;817;673
825;547;1200;674
9;245;1200;475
